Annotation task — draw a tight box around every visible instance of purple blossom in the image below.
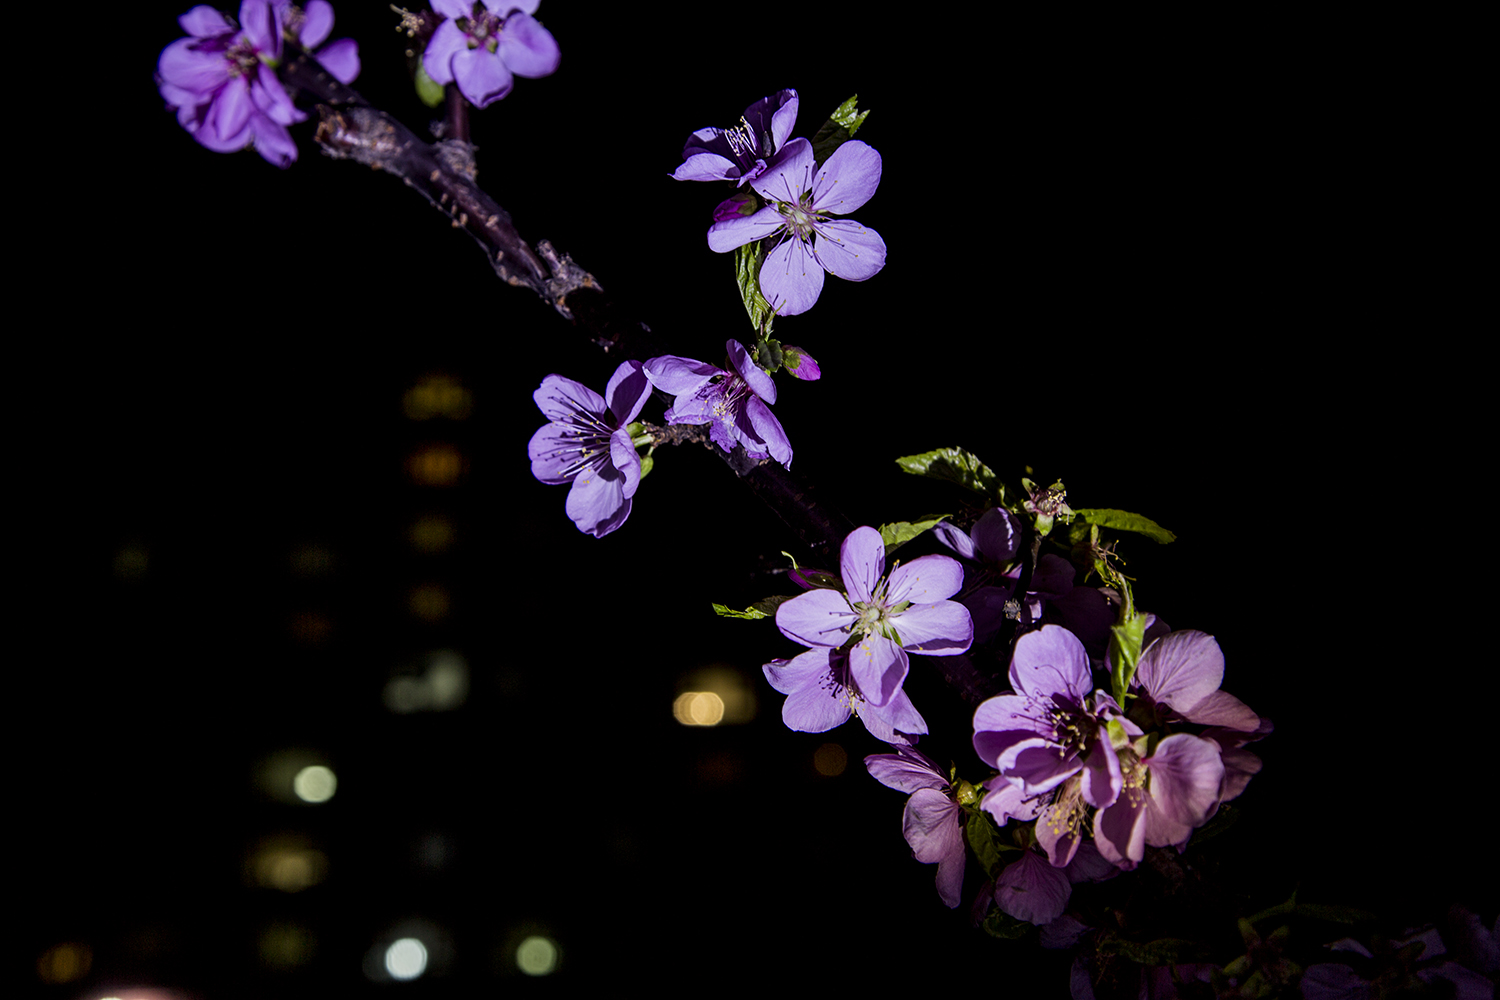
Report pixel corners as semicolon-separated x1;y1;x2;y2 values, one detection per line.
274;0;360;83
864;745;965;907
764;647;926;742
1132;629;1261;732
527;361;650;538
423;0;559;109
643;340;792;467
707;137;886;316
672;90;800;187
157;1;306;167
767;527;971;736
994;847;1072;925
972;625;1128;810
1091;733;1225;870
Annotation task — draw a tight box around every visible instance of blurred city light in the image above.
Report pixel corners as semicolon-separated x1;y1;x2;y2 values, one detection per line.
673;665;757;725
672;691;725;726
36;941;90;984
813;742;847;776
407;444;464;486
408;514;455;553
292;765;337;804
384;650;470;714
406;583;450;622
403;374;473;420
112;543;149;582
384;938;428;980
257;922;317;970
289;543;334;576
515;935;559;976
258;749;336;804
247;835;328;892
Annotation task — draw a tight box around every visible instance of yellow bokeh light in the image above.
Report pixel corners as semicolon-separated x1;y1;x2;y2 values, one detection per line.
247;836;328;892
407;444;465;486
516;935;558;976
384;650;470;714
403;374;473;420
409;514;455;553
673;665;757;725
407;584;450;621
672;691;725;726
292;765;337;803
813;742;847;777
258;749;335;804
258;922;317;970
36;941;91;984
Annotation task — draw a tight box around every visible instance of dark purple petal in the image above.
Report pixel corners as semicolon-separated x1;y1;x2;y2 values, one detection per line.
749;137;814;205
904;788;965;908
604;360;650;426
726;339;777;404
1078;734;1122;809
1093;790;1146;870
608;429;640;500
995;850;1071;925
157;38;231;96
1002;740;1083;798
775;589;855;649
930;521;978;561
673;151;737;182
429;0;471;17
250;115;297;167
1183;689;1260;731
239;0;281;55
979;775;1043;826
809;139;881;215
527;422;589;484
744;396;792;467
642;354;720;396
498;12;560;77
766;89;799;152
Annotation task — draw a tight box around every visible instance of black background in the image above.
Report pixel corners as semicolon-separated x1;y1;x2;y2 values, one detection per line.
23;3;1486;996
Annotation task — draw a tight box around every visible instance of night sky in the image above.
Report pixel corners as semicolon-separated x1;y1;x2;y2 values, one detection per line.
23;4;1486;997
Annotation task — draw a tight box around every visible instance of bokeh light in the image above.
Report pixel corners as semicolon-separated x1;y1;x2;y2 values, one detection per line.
408;514;455;553
673;665;757;725
813;742;847;776
36;941;91;984
403;374;473;420
672;691;725;726
247;835;329;892
407;444;465;486
515;935;558;976
384;650;470;714
384;938;428;980
292;765;337;803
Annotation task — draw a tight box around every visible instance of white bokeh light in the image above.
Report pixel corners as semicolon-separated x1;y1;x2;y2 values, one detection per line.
384;937;428;981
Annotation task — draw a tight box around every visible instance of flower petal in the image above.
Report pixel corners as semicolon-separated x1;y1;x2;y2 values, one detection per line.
888;554;965;606
758;233;825;316
608;429;641;500
1009;626;1092;703
707;205;784;253
642;355;719;396
860;688;927;742
1144;734;1225;829
527;422;591;484
1136;630;1226;715
604;360;650;426
673;151;738;182
533;373;605;423
726;339;776;404
890;601;972;655
749;137;814;205
744;396;792;468
839;526;886;605
563;460;629;537
864;746;946;794
422;19;466;85
996;850;1071;925
300;0;334;46
454;46;513;107
775;589;855;648
848;635;907;707
813;219;886;282
316;38;361;85
498;12;560;78
810;139;882;215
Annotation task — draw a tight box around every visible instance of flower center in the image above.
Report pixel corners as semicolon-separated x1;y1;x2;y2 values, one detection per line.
720;116;771;172
225;36;264;78
458;4;504;51
776;197;819;240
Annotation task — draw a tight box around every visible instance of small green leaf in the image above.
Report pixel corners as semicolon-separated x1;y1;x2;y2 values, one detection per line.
751;594;793;616
878;515;950;554
894;447;1002;499
414;63;445;108
1095;936;1201;965
809;95;870;166
965;811;1003;877
638;453;654;479
1074;508;1176;544
734;241;777;336
980;907;1033;940
1290;903;1378;925
711;603;768;620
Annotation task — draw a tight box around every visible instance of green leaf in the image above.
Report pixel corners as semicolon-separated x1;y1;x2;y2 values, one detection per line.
893;447;1002;499
809;95;870;166
879;515;950;555
414;62;445;108
1074;508;1176;544
734;240;776;336
1095;936;1201;965
1288;903;1378;925
980;907;1033;940
711;595;794;620
965;812;1003;877
711;603;769;620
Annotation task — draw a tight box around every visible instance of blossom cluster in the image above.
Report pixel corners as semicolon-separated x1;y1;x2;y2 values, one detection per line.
157;1;359;167
674;91;887;317
421;0;559;109
966;623;1266;925
527;340;796;537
